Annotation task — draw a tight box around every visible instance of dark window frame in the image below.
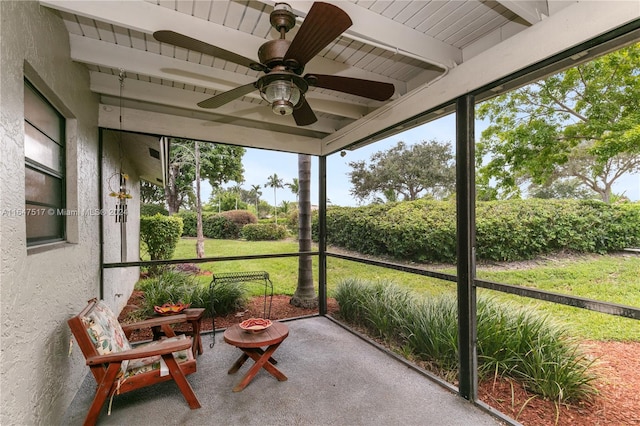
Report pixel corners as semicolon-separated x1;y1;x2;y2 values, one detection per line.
24;78;66;246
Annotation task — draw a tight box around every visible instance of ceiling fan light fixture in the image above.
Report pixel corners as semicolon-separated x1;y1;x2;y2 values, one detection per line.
261;79;301;116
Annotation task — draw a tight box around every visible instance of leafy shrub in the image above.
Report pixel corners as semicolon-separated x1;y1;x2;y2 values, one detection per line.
286;209;299;233
140;214;183;261
176;211;197;237
476;297;597;401
135;270;245;317
241;223;288;240
203;214;240;239
334;279;598;402
176;211;241;239
221;210;258;227
140;203;168;216
314;199;640;262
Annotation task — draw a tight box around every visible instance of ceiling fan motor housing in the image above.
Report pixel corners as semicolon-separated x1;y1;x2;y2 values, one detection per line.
258;39;292;69
158;1;391;126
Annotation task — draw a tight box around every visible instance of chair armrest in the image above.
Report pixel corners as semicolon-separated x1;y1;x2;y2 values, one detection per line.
121;314;188;333
86;338;193;365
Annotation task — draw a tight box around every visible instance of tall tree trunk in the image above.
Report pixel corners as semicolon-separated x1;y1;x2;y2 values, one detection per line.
194;141;205;258
291;154;317;308
165;164;181;215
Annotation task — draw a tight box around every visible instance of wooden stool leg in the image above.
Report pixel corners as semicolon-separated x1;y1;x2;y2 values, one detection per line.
243;345;287;381
228;353;249;374
232;343;286;392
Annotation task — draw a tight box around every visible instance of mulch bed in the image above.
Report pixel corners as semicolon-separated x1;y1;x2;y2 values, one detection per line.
120;292;639;426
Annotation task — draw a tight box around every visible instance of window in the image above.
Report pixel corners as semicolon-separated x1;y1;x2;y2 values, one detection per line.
24;79;66;246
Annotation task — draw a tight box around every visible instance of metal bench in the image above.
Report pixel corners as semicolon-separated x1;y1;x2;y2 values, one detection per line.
209;271;274;348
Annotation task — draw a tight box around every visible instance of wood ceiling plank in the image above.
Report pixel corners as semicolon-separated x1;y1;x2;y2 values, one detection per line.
283;0;463;67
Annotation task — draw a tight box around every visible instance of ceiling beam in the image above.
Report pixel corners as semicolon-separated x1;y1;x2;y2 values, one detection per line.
320;0;639;154
100;105;324;155
91;72;343;134
282;1;462;68
71;35;370;120
41;0;406;91
496;1;549;25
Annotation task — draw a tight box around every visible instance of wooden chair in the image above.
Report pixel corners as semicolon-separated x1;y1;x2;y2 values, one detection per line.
68;298;201;426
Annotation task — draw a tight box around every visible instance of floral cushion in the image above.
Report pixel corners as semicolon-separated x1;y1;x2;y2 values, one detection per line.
82;301;131;355
123;335;193;379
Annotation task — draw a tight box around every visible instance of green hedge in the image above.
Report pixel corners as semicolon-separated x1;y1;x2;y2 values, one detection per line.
140;214;183;260
175;211;240;239
241;223;288;240
176;211;197;236
221;209;258;227
203;214;239;239
313;199;640;262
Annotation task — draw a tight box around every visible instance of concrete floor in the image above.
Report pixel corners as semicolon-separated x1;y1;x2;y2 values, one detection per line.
62;316;507;426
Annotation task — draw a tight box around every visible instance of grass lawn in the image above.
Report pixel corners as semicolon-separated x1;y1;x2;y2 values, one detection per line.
166;238;639;341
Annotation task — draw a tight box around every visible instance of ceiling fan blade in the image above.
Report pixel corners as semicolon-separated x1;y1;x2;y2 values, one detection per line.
153;30;267;72
284;3;352;69
293;97;318;126
306;74;395;101
197;83;257;109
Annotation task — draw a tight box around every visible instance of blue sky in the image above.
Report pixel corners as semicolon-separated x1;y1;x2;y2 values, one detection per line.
205;113;639;206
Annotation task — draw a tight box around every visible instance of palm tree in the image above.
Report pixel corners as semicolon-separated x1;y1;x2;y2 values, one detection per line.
265;173;283;224
286;178;299;201
232;181;243;210
250;184;262;216
291;154;317;308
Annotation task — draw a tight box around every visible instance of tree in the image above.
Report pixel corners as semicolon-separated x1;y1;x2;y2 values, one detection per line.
348;140;455;203
168;139;245;257
291;154;317;308
164;150;195;215
165;141;245;214
232;181;244;210
265;173;283;224
140;180;165;205
194;141;204;257
280;200;291;215
249;184;262;215
528;178;597;200
477;44;640;203
208;188;248;211
286;178;299;201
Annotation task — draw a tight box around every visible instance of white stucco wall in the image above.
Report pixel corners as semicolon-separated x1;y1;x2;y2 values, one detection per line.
0;2;138;424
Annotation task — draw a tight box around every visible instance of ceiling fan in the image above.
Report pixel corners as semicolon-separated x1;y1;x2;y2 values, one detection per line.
153;2;395;126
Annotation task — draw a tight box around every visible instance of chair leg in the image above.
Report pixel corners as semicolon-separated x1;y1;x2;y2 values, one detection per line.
84;363;122;426
163;354;202;409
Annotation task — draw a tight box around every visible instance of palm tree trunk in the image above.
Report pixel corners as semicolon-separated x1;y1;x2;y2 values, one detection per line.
291;154;317;308
273;187;278;225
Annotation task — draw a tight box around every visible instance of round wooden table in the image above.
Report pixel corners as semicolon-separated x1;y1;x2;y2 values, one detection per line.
223;321;289;392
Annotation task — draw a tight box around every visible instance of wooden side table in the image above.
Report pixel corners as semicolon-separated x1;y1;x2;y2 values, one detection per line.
183;308;205;356
223;321;289;392
150;308;205;357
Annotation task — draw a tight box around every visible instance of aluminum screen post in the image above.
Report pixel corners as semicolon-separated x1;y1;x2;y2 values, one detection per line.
456;94;478;401
318;155;327;315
